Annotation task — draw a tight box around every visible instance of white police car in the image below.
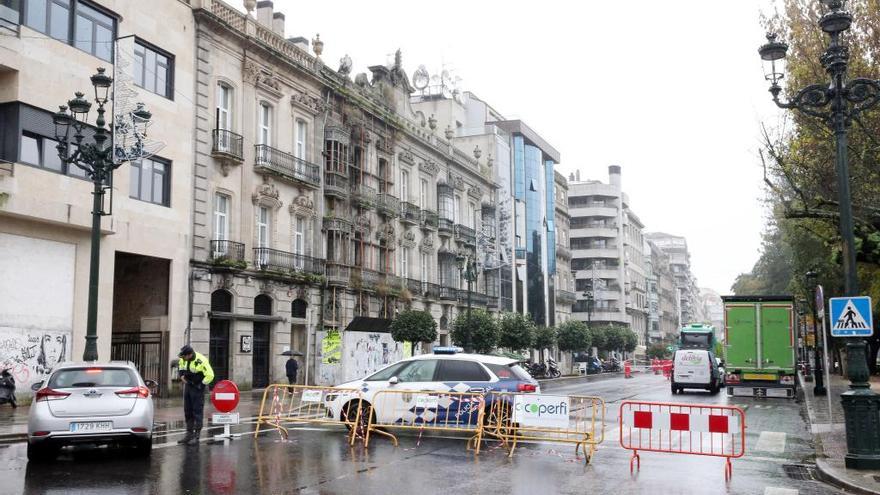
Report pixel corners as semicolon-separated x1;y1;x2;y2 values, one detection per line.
324;348;539;426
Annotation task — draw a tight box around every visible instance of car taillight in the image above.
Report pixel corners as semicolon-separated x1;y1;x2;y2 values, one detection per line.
517;383;537;392
116;386;150;399
35;388;70;402
726;374;741;384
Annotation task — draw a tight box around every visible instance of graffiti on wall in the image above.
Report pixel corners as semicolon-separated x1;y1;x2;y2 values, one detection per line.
0;330;69;389
342;332;403;383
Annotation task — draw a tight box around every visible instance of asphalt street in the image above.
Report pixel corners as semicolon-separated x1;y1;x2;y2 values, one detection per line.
0;373;844;495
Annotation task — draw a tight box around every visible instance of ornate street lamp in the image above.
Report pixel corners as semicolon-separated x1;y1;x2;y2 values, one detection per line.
54;67;152;362
456;252;478;352
760;1;880;468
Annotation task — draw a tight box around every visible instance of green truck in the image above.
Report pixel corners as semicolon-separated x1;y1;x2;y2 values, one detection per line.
721;295;797;398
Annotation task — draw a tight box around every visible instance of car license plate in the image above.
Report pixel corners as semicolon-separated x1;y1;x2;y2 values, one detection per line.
69;421;112;432
744;373;777;381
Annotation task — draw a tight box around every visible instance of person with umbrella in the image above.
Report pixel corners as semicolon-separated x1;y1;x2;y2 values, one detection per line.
282;350;302;385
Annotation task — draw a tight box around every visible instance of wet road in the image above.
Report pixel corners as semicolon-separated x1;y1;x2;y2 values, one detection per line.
0;374;843;494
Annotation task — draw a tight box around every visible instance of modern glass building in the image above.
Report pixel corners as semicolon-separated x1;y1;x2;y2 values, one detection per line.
498;121;560;327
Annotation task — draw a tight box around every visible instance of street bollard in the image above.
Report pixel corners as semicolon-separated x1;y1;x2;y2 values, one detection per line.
624;361;632;379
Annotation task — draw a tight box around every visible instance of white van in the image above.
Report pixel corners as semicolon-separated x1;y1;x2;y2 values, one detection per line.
671;349;722;394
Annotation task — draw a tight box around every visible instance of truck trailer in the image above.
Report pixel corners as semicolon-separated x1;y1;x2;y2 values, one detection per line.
721;295;796;398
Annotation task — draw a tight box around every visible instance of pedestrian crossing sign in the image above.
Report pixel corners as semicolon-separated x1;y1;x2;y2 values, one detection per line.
829;296;873;337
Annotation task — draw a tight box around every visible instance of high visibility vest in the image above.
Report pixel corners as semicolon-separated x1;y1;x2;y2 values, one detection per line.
178;351;215;386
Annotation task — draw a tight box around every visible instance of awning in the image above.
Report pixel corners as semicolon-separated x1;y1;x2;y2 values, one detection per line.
344;316;393;333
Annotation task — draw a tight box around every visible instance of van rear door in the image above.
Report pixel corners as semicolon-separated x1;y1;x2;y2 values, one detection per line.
674;351;710;384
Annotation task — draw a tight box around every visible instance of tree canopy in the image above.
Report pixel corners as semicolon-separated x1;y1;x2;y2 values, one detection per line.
390;310;438;348
451;309;499;354
498;312;536;352
533;326;557;352
557;320;591;353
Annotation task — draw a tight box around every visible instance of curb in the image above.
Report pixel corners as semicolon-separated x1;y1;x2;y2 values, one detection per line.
538;371;624;386
0;433;27;444
815;458;880;495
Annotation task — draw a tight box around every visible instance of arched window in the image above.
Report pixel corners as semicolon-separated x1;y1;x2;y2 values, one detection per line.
254;294;273;316
439;315;448;330
211;290;233;312
291;299;308;319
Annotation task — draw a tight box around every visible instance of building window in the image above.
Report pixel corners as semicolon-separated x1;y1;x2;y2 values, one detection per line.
400;169;409;201
420;178;429;210
293;216;305;256
216;82;232;130
401;247;410;279
469;201;477;229
420;252;428;283
133;39;173;99
24;1;115;62
295;119;307;160
257;206;270;248
129;157;170;206
18;131;88;177
213;193;229;241
454;195;462;224
258;102;272;146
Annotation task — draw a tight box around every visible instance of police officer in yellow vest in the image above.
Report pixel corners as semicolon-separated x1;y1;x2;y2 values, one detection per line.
177;345;214;445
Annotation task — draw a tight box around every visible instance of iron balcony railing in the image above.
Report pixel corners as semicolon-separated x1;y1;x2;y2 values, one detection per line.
253;247;324;275
401;202;420;224
254;144;320;187
420;210;439;230
362;269;381;287
438;218;454;235
323;217;353;234
212;129;244;161
454;224;477;245
439;286;459;301
424;282;440;299
384;274;402;290
352;184;377;208
325;262;351;285
210;240;246;264
406;278;423;295
377;193;400;217
324;171;349;198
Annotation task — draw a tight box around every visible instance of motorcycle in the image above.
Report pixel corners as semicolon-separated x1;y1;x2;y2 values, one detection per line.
545;357;562;379
602;358;622;373
0;370;17;408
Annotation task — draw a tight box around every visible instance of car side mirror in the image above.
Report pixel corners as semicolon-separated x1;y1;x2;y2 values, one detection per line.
388;376;399;385
31;381;43;392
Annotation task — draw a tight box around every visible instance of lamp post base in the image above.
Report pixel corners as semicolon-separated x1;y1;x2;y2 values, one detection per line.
842;340;880;469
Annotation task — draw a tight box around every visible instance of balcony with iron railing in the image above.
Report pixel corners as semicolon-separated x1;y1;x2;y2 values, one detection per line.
352;183;377;208
212;129;244;162
377;192;400;217
556;289;577;305
406;278;423;295
454;225;477;246
439;286;459;301
323;216;353;234
438;218;454;236
209;240;246;267
254;144;320;188
253;247;324;276
420;210;439;230
325;261;351;286
324;171;349;199
401;202;420;224
424;282;440;299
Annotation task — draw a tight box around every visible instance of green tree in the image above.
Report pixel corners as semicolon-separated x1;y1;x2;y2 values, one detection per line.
451;309;499;354
498;312;535;352
533;326;557;354
623;330;638;353
604;327;626;354
390;310;438;351
589;326;607;354
647;343;670;360
557;320;591;354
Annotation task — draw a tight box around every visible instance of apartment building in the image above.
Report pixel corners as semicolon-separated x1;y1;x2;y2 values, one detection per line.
0;0;196;394
645;232;700;326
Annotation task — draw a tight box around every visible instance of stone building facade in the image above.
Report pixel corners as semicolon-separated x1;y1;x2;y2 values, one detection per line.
189;0;498;388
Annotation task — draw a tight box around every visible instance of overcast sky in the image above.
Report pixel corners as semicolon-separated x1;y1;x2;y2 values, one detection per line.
272;0;778;294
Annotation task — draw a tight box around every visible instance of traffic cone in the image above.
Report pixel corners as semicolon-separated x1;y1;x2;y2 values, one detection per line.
624;360;632;379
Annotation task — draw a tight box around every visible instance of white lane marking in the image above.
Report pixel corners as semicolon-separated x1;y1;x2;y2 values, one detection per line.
764;487;798;495
755;431;787;453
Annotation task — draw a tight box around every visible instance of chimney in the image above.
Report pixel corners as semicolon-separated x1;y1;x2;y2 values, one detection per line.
609;165;621;188
272;12;285;37
569;173;575;182
287;36;309;52
256;1;273;28
575;170;581;181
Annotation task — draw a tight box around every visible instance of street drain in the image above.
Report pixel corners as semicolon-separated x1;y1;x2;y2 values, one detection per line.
783;464;817;481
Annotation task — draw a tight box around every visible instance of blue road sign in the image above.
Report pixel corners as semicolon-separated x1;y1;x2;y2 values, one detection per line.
829;296;873;337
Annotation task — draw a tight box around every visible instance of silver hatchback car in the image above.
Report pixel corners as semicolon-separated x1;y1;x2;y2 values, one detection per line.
27;361;154;461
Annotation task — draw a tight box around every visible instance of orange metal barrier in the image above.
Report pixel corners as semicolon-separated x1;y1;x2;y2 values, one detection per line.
483;393;606;463
364;390;486;452
254;384;364;445
619;400;746;481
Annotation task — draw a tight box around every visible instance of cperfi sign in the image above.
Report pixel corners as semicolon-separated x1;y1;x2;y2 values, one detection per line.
513;394;570;428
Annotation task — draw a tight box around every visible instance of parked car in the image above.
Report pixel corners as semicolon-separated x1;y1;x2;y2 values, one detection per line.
324;348;539;429
27;361;155;461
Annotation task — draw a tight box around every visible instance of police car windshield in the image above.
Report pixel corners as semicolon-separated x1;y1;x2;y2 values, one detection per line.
365;361;408;381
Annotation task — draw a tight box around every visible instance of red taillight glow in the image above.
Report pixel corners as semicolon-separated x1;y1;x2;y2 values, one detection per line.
115;386;150;399
34;388;70;402
517;383;537;392
726;374;741;384
85;369;103;374
32;431;50;437
131;427;149;433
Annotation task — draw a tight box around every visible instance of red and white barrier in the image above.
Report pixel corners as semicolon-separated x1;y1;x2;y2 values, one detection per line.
619;401;746;481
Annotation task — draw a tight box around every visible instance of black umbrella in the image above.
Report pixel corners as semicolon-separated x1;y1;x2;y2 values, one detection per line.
280;350;304;356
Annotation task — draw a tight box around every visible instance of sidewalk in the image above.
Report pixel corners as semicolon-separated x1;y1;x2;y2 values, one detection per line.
800;371;880;495
0;388;270;442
